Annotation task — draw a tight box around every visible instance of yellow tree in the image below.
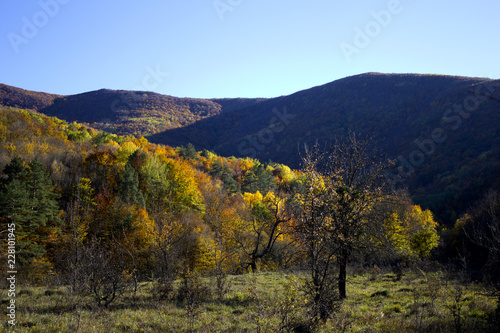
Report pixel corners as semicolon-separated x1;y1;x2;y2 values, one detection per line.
407;205;440;258
198;176;241;297
141;154;204;296
200;179;237;269
383;203;440;260
235;189;292;272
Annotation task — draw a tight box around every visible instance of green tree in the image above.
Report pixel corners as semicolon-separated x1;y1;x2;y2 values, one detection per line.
209;161;240;194
118;162;146;208
241;163;276;194
0;157;62;265
179;143;198;160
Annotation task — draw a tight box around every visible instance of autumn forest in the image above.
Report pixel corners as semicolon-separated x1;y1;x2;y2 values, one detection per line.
1;75;500;332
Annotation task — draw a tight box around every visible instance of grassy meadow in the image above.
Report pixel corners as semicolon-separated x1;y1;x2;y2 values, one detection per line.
1;267;498;333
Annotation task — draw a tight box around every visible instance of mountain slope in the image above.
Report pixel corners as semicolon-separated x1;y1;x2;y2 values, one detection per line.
148;73;500;223
0;83;61;110
2;73;499;224
0;85;265;137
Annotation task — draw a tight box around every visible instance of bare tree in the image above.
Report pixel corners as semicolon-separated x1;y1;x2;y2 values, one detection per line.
295;147;341;321
298;133;393;302
465;190;500;312
82;240;130;308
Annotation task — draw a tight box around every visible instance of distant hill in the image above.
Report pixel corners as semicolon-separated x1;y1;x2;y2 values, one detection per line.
0;83;61;110
148;73;500;224
2;73;499;224
0;85;264;136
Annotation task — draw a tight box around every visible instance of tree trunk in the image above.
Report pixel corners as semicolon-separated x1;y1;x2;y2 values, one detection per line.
250;261;258;273
338;252;348;299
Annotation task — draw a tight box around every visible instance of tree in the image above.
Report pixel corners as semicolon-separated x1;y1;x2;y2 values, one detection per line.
141;154;203;298
117;162;145;208
78;239;131;308
0;157;62;265
294;163;340;321
383;203;440;260
179;143;198;160
199;178;238;297
241;163;276;194
406;206;439;258
298;134;393;301
236;190;292;272
209;161;240;194
62;177;95;293
462;190;500;312
142;155;203;214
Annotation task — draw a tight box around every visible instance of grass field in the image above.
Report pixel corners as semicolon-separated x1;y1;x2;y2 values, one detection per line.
1;268;498;332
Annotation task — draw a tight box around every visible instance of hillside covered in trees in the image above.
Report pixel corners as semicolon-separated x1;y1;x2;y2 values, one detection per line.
0;84;265;137
3;73;498;225
149;73;500;225
1;105;499;331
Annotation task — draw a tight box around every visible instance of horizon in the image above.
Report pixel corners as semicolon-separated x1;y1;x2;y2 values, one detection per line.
2;1;499;98
2;71;497;100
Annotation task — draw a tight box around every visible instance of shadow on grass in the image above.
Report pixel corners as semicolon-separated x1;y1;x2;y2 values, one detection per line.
22;294;162;315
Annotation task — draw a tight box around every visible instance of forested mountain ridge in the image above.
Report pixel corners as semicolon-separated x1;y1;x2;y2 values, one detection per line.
0;84;264;137
149;73;500;224
0;83;61;110
0;104;499;330
2;73;500;224
150;73;499;163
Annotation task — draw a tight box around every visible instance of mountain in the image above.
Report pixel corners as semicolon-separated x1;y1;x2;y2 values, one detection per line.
0;84;265;137
0;83;61;110
148;73;500;224
1;73;499;224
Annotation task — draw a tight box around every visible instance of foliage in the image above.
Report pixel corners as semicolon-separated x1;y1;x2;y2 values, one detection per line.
383;205;440;260
1;104;499;331
297;134;393;302
148;74;500;226
0;156;62;265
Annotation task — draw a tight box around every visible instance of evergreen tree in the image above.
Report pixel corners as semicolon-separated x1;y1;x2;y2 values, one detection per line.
241;169;259;193
179;143;198;160
209;161;240;194
242;164;276;194
0;157;62;265
118;162;146;208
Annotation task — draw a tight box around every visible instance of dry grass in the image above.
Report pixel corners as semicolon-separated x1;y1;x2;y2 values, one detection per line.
0;269;497;332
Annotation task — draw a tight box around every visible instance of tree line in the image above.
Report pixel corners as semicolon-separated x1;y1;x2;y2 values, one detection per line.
1;106;498;322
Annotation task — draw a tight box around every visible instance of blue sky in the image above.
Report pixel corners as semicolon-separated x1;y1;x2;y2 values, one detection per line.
1;0;499;98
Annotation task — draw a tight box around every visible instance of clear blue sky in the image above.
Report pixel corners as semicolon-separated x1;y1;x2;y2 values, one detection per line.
1;0;499;98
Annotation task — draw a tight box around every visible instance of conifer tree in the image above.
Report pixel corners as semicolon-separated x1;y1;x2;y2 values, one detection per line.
118;162;146;208
0;157;62;265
